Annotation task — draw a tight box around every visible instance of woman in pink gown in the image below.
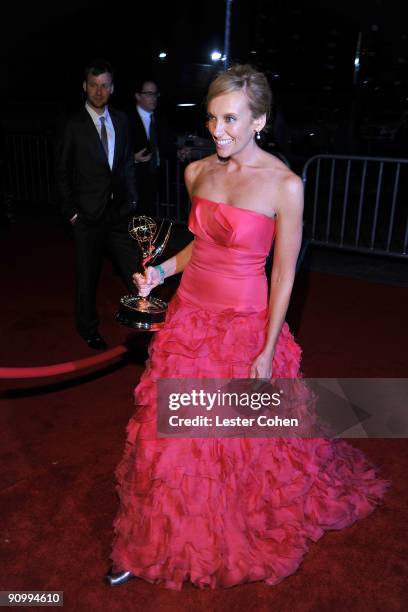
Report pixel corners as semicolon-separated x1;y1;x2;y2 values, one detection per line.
107;65;389;590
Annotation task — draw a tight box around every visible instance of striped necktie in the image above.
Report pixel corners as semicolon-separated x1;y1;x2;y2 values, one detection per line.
100;116;109;158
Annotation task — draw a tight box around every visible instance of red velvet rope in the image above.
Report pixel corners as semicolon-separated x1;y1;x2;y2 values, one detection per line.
0;345;128;379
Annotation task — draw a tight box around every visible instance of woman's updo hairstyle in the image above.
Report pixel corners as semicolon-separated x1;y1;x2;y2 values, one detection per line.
207;64;272;120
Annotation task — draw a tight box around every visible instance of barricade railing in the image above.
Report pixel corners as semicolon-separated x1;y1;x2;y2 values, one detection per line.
3;134;408;259
3;133;54;205
155;158;191;224
302;154;408;258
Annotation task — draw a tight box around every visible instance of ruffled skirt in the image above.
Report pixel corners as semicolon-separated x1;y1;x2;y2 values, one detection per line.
111;294;389;590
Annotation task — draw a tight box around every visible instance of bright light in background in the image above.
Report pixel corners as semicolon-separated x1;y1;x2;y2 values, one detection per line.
159;52;167;59
211;51;222;61
354;57;360;67
177;103;196;107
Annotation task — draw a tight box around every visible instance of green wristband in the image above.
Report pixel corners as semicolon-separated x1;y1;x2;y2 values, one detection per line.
155;264;166;284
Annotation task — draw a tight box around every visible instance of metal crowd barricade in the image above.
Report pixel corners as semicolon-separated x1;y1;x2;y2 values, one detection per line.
302;154;408;258
155;159;191;224
3;134;408;260
3;133;54;205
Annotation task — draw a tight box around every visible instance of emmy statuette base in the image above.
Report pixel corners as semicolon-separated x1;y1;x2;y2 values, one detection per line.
115;295;167;331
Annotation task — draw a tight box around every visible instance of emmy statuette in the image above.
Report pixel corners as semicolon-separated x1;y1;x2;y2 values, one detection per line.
115;216;172;331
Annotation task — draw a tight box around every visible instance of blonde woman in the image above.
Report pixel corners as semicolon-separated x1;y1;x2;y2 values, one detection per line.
107;65;389;590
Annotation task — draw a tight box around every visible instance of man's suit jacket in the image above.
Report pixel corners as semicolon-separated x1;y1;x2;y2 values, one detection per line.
127;110;174;167
55;107;137;223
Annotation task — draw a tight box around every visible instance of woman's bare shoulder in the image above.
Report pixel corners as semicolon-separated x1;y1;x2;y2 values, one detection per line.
259;152;301;187
184;155;218;192
275;170;304;217
258;152;303;215
184;155;217;179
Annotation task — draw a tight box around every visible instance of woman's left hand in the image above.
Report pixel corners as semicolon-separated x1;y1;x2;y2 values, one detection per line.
250;351;274;379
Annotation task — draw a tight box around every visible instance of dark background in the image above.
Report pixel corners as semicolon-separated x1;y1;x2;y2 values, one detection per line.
1;0;407;157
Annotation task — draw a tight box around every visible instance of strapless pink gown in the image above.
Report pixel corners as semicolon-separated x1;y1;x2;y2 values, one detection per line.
111;196;389;590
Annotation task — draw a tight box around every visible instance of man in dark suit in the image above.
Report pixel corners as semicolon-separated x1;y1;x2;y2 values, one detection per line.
128;79;174;216
55;59;138;349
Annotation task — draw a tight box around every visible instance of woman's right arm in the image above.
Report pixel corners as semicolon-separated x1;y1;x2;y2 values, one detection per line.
134;160;202;296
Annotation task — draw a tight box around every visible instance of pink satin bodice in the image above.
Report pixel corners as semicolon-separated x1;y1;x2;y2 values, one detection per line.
177;196;276;313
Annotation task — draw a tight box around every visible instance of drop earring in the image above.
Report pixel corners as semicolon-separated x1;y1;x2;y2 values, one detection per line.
255;130;261;141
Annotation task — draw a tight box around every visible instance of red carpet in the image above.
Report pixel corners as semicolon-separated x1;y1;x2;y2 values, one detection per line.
0;211;407;610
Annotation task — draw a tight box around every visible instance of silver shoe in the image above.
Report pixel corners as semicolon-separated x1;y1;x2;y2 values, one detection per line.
106;569;135;586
